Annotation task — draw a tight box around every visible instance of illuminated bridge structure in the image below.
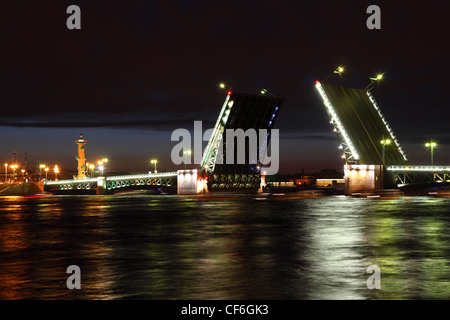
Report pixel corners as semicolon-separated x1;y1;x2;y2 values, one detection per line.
315;81;448;193
44;172;178;194
44;90;282;195
315;81;408;166
202;91;283;192
387;166;450;186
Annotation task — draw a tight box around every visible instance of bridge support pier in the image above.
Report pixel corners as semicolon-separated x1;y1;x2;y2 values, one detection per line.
96;177;107;195
177;169;208;195
344;165;383;195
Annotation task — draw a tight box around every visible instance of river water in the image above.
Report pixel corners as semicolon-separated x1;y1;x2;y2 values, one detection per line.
0;194;449;300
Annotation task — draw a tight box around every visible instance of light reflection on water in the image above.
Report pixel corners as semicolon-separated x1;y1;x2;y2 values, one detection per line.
0;195;450;300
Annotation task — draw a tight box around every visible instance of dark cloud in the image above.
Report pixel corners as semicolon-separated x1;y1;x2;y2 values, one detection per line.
0;118;214;131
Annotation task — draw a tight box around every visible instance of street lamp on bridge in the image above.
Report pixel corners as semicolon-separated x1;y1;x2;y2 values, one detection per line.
219;83;233;95
365;73;384;90
151;159;158;173
425;140;437;166
10;164;18;182
334;66;345;78
97;159;108;176
381;138;391;165
98;164;104;176
260;88;277;97
54;165;59;181
39;164;46;181
323;65;345;81
4;163;7;183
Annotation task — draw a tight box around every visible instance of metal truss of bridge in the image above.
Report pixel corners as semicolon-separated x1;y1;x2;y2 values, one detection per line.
46;177;98;191
315;81;408;166
387;166;450;186
45;172;177;194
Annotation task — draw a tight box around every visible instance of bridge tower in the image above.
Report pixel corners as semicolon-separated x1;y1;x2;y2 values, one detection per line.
76;134;87;179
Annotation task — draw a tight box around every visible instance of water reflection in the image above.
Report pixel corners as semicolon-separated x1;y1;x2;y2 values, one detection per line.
363;198;450;299
300;198;368;299
0;195;450;299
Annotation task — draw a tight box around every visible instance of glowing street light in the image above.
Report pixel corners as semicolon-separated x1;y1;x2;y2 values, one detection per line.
97;159;108;176
219;83;226;89
89;164;95;177
260;88;277;97
4;163;7;183
151;159;158;173
371;73;384;81
323;65;345;81
335;66;345;74
425;140;437;165
366;72;385;90
11;164;18;181
21;169;25;180
97;160;103;176
381;139;391;165
39;164;46;181
45;167;49;181
54;165;59;181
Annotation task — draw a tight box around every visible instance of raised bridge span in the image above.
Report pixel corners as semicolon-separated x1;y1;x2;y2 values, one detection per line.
44;90;282;195
315;80;449;194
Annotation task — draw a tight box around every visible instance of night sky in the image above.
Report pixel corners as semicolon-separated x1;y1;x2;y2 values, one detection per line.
2;0;450;174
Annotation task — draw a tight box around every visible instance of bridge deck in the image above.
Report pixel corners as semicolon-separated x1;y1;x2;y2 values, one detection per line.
44;172;177;186
387;165;450;186
387;166;450;172
316;82;408;165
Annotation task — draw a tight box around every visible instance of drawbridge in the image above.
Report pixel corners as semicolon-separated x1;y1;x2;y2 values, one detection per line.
315;80;449;191
202;91;283;191
44;90;283;194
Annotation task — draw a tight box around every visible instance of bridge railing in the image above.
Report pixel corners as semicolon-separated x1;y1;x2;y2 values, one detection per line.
108;172;177;181
44;172;178;185
45;178;98;185
387;166;450;172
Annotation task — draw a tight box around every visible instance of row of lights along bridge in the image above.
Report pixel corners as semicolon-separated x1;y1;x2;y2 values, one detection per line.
324;66;439;166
